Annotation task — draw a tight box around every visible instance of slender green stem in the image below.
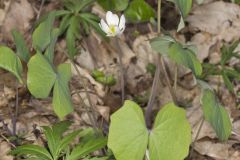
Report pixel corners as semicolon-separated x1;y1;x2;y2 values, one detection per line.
160;57;178;104
145;0;162;129
115;37;125;105
174;64;178;91
189;117;204;159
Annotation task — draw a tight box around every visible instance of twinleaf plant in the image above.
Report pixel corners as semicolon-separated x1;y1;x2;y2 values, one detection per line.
108;101;191;160
11;121;107;160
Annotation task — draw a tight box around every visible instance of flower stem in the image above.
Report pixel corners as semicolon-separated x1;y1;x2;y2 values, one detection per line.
145;0;162;129
115;37;125;105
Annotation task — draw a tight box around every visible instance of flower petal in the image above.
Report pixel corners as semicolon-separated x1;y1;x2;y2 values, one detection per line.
106;11;119;26
99;19;109;34
119;14;126;31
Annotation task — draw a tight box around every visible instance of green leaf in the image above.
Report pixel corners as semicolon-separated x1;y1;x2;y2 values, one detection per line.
44;28;60;63
150;35;176;56
10;145;53;160
108;100;148;160
58;129;82;153
42;126;59;159
67;131;107;160
11;29;30;62
124;0;155;23
0;46;23;83
174;0;192;18
97;0;129;11
149;103;191;160
53;63;73;119
222;70;234;93
66;16;80;59
201;89;232;141
27;53;56;98
168;43;202;77
32;12;55;52
59;14;71;35
52;120;72;137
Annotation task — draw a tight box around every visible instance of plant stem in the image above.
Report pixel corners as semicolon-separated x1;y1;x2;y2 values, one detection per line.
12;80;19;136
145;55;161;128
160;57;178;104
115;37;125;105
58;45;99;130
189;117;204;159
145;0;161;129
174;64;178;91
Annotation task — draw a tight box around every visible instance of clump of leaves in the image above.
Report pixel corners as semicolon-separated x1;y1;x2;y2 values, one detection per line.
201;41;240;93
92;70;116;86
10;121;107;160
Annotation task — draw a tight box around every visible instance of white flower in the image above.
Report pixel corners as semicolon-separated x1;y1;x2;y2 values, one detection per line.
99;11;126;37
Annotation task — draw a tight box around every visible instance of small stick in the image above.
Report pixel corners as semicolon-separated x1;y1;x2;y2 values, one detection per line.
115;37;125;105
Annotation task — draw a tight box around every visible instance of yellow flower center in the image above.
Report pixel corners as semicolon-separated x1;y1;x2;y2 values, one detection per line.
109;25;116;34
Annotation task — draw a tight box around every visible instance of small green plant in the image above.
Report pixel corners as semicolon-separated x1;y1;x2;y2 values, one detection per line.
201;41;240;93
10;121;107;160
92;70;117;86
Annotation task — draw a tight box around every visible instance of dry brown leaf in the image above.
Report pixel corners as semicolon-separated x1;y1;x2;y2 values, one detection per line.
1;0;34;41
0;139;13;160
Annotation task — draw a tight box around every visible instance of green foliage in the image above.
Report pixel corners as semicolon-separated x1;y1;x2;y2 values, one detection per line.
201;41;240;93
149;103;191;160
0;46;23;83
124;0;155;23
53;64;73;119
33;12;56;52
92;70;116;86
108;100;191;160
167;0;192;31
11;121;107;160
11;29;30;62
27;53;73;119
150;36;202;77
27;53;56;98
146;63;156;76
97;0;129;11
201;89;232;141
168;43;202;77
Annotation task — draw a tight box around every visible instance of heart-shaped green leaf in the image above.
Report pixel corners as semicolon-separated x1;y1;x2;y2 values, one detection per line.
108;100;149;160
108;101;191;160
53;63;73;119
201;89;232;141
27;53;56;98
149;103;191;160
124;0;155;23
168;43;202;77
0;46;23;83
174;0;192;18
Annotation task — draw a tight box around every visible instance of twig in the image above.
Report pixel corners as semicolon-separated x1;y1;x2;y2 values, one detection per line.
189;117;204;159
114;37;125;105
0;133;16;148
36;0;46;20
12;80;19;136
